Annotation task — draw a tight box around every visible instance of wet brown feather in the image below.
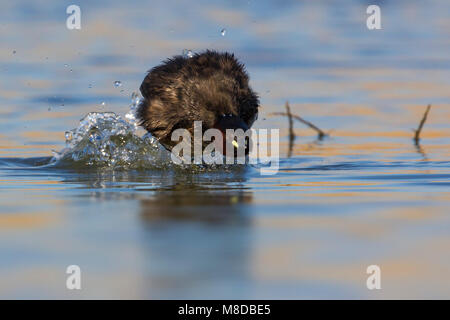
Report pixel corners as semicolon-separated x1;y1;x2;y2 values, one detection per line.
136;50;259;150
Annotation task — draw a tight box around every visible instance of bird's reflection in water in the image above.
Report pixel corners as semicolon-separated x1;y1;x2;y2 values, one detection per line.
52;166;254;298
137;170;254;299
140;184;252;224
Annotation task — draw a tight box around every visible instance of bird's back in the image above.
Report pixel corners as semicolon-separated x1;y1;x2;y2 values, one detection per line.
137;50;259;150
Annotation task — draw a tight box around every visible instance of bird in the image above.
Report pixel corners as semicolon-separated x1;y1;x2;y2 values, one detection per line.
136;50;259;157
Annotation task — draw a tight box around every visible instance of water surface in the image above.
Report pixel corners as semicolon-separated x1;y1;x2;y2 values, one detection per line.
0;0;449;298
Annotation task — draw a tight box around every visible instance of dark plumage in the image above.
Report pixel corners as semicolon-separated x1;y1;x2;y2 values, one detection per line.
136;50;259;153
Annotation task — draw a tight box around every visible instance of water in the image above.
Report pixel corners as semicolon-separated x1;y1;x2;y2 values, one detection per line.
182;49;194;58
53;111;166;169
0;0;449;299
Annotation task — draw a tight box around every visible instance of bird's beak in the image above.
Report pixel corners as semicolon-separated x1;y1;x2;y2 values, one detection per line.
214;114;250;155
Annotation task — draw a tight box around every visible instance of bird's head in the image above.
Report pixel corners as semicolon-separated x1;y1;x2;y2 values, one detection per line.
213;113;250;157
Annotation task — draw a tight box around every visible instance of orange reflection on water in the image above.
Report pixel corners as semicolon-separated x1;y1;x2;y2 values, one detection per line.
0;212;58;229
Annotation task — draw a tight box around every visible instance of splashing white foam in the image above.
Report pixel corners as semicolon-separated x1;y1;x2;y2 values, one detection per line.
52;92;171;169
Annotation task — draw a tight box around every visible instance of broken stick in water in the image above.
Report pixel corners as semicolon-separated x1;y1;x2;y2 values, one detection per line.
270;102;328;140
414;104;431;145
285;102;295;157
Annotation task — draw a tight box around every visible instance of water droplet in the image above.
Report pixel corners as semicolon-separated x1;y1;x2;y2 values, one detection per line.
182;49;194;58
65;131;73;141
69;69;73;72
114;80;122;87
64;64;69;68
12;50;16;54
88;84;92;88
221;28;226;36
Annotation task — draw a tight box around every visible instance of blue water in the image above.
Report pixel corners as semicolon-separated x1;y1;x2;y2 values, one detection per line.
0;0;449;298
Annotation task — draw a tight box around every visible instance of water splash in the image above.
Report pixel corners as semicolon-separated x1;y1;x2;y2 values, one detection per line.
125;91;141;129
52;92;171;170
49;92;245;173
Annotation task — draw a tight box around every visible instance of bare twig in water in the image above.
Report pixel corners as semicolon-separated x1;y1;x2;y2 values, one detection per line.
414;143;428;161
270;102;328;140
285;102;295;157
413;104;431;145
